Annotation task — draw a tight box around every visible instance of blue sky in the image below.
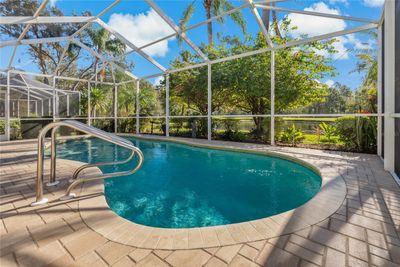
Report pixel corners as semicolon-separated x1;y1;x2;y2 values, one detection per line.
0;0;384;90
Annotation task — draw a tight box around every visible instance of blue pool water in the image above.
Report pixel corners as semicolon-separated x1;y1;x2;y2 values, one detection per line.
54;137;321;228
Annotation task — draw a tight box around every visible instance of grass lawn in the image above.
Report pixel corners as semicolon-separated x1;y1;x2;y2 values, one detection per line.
303;134;343;145
282;117;337;122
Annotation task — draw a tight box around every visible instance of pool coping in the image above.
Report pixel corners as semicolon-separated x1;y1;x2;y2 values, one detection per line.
78;135;347;250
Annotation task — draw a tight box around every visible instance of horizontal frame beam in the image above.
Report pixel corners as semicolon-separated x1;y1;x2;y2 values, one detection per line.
3;113;381;121
0;16;95;24
0;36;70;48
255;4;379;25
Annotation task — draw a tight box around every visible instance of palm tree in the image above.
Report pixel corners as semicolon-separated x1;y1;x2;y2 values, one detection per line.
84;29;126;120
179;0;246;45
118;86;137;116
85;28;126;81
353;34;377;88
90;86;109;117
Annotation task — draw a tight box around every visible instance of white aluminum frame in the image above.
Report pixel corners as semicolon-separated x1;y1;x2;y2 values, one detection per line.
0;0;388;165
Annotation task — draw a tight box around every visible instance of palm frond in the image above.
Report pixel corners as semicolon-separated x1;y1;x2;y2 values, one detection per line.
223;1;246;34
213;0;246;34
212;0;225;24
178;1;196;45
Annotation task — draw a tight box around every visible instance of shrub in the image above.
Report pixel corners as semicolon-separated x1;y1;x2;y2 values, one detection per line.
221;119;239;139
278;124;304;146
0;120;21;139
335;116;377;153
319;122;336;142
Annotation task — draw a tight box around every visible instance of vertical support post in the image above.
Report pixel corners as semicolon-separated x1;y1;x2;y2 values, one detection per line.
377;23;382;157
383;0;395;172
270;51;275;146
35;100;38;115
27;86;30;117
52;76;56;122
66;94;70;117
207;63;212;141
41;100;44;116
136;79;140;134
165;74;170;137
78;92;81;116
114;84;118;133
17;100;20;118
88;82;91;126
5;71;10;141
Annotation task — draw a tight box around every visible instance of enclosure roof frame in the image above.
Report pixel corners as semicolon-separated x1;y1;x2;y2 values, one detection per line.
0;0;382;82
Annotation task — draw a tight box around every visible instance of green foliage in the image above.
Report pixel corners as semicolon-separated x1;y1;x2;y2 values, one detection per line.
0;120;21;139
117;118;136;134
216;118;245;141
179;0;246;44
89;86;109;116
335;116;377;153
319;122;336;142
278;124;304;147
169;18;336;142
139;80;164;116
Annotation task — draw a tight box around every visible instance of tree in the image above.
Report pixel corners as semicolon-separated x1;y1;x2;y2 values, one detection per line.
303;82;352;114
139;80;164;117
168;18;336;140
261;2;282;39
85;28;126;82
179;0;246;45
352;31;378;113
0;0;127;84
0;0;87;82
89;86;109;117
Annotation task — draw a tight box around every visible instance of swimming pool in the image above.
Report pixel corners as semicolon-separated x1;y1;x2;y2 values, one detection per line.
54;137;321;228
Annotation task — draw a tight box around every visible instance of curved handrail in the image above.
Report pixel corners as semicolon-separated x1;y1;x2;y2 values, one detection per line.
70;149;136;182
63;146;143;199
32;120;144;206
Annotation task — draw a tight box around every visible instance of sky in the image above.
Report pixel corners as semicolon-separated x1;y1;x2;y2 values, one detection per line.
0;0;384;90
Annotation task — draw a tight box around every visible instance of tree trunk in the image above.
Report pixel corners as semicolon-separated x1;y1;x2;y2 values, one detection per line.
204;0;213;45
261;9;270;32
253;116;264;138
272;3;282;38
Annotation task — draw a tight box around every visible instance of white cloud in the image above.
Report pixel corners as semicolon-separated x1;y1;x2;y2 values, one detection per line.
285;2;375;61
108;9;175;57
362;0;384;7
285;2;349;59
316;34;374;61
345;34;373;50
286;2;346;37
325;79;335;87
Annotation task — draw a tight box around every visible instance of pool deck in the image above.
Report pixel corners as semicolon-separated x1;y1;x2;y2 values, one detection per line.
1;136;400;267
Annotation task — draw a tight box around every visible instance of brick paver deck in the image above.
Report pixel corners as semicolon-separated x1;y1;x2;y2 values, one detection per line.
1;137;400;267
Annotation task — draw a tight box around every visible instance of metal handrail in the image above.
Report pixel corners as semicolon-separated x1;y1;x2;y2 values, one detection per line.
31;120;144;206
69;149;136;183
